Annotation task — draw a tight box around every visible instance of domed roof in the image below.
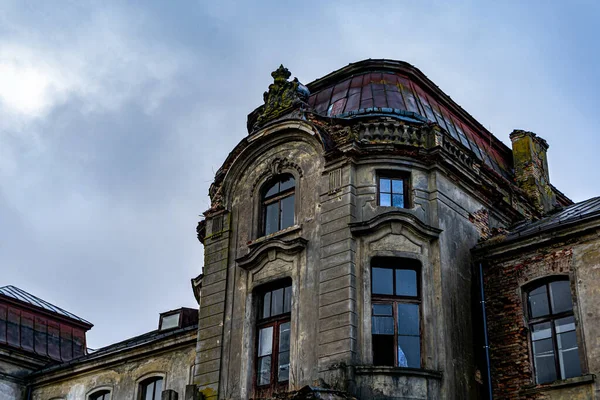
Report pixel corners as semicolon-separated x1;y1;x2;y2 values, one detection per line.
306;59;512;179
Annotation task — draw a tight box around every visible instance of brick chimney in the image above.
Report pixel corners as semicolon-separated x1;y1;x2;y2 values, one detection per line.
510;130;555;214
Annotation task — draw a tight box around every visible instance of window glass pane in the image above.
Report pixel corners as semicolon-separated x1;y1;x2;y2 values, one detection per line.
265;203;279;235
271;288;284;316
391;179;403;194
557;330;581;379
380;178;391;193
550;281;573;314
154;379;163;398
144;382;155;400
392;194;404;208
278;351;290;382
372;334;394;366
380;193;391;206
372;268;393;295
531;322;552;341
265;182;279;197
397;304;420;336
261;292;271;319
280;176;295;191
258;327;273;357
372;316;394;335
395;269;417;297
555;316;576;334
529;285;550;318
372;303;393;316
533;338;557;384
283;286;292;314
279;322;291;352
398;335;420;368
257;356;272;385
160;313;180;330
280;194;295;230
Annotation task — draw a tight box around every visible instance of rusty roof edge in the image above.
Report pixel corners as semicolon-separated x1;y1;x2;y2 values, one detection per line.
305;58;513;160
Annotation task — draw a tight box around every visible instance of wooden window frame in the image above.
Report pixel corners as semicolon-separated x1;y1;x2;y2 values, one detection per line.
89;390;111;400
371;260;422;368
525;278;581;384
254;281;292;397
377;174;410;208
139;377;164;400
261;175;296;236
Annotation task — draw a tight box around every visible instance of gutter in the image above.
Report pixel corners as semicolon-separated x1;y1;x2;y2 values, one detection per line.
479;262;493;399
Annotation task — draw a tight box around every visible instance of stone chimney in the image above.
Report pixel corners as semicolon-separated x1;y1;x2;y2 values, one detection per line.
510;130;555;214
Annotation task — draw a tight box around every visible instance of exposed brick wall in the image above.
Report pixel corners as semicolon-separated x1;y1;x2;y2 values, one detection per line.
484;248;573;399
469;208;490;240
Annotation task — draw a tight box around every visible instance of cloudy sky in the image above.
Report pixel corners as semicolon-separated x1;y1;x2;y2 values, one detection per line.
1;0;599;348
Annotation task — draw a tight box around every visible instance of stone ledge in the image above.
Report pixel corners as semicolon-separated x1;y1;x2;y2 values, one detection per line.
248;224;303;247
519;374;595;395
354;365;443;380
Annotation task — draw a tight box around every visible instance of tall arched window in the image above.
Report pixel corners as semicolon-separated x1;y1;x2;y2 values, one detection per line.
526;279;581;384
262;175;295;236
139;377;163;400
89;390;110;400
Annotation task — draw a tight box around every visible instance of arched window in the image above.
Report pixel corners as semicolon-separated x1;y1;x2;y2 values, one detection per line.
526;279;581;384
139;377;163;400
89;390;110;400
371;258;421;368
262;175;295;236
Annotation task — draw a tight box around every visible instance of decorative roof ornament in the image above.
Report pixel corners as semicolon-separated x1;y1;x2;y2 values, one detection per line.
253;65;310;130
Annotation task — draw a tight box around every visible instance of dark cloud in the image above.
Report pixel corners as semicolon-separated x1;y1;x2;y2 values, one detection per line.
2;0;599;347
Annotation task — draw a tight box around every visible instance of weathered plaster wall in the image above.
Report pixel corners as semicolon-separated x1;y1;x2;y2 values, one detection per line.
0;379;24;400
31;344;195;400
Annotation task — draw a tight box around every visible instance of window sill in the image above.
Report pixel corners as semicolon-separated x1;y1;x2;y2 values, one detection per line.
355;365;442;380
519;374;595;395
249;224;302;247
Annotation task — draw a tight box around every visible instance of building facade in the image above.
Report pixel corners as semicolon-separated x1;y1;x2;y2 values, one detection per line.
3;59;598;400
0;285;198;400
193;59;594;399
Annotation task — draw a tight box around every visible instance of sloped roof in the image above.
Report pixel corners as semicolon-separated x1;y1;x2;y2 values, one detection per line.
505;196;600;240
0;285;92;326
31;324;197;377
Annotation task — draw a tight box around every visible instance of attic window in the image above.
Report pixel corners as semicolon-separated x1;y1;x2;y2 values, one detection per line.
159;312;181;331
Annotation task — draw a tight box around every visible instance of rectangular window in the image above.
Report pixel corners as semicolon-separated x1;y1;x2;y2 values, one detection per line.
371;259;421;368
255;281;292;397
378;176;408;208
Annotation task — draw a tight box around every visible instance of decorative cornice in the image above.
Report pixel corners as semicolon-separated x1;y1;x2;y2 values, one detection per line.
236;237;308;270
349;210;442;239
251;157;304;195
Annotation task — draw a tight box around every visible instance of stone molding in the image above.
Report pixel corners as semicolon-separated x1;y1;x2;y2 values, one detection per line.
235;236;307;270
354;365;443;380
349;210;441;240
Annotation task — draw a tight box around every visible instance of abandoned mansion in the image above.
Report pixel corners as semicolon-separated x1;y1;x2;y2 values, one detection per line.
2;59;599;399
